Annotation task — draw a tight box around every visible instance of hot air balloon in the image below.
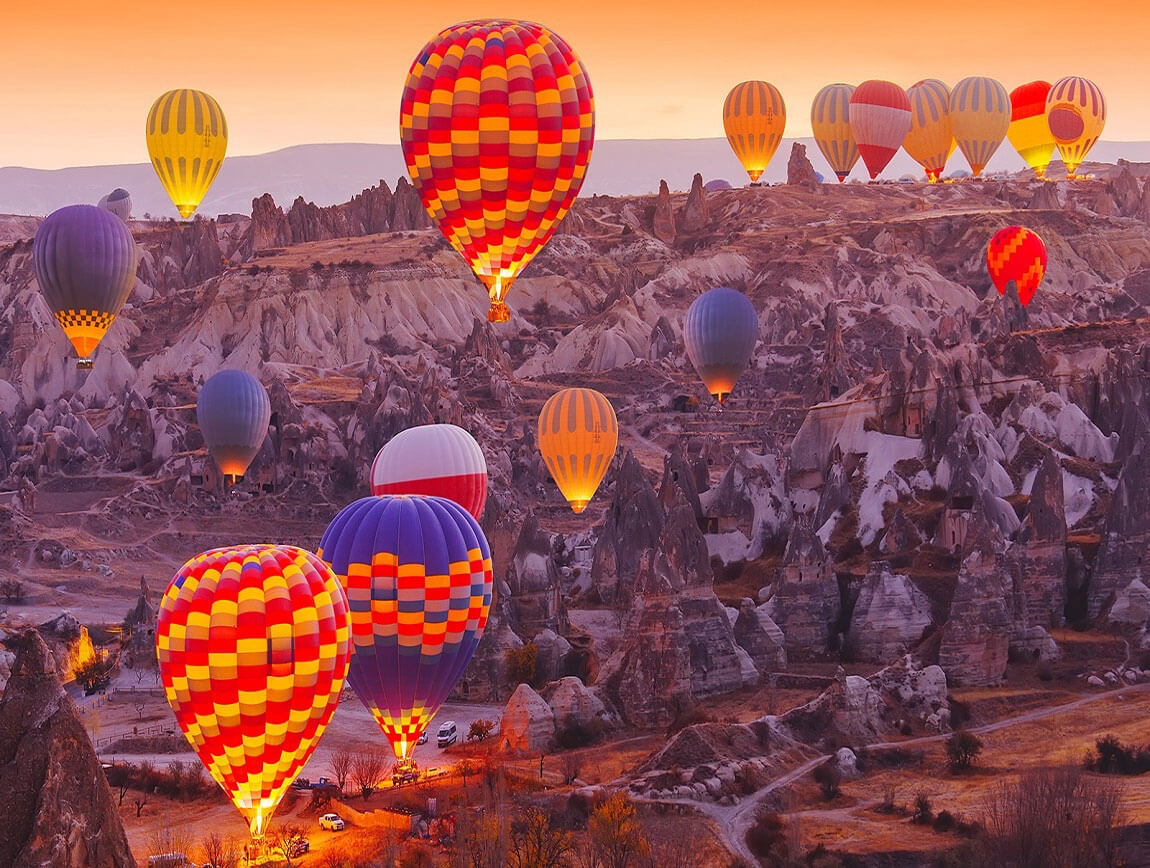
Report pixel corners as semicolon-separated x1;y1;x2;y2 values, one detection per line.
371;424;488;520
987;226;1046;306
97;188;132;222
317;495;493;761
723;81;786;184
33;205;138;368
904;80;954;182
537;387;618;513
1008;81;1055;180
145;89;228;218
949;77;1011;178
1046;77;1106;178
849;81;911;180
400;20;594;324
684;287;759;404
156;544;351;838
196;370;271;484
811;84;860;182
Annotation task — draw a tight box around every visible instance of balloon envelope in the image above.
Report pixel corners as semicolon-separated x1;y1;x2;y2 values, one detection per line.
97;188;133;222
849;80;911;180
156;544;351;838
146;89;228;218
371;424;489;520
33;204;138;363
684;287;758;404
811;84;860;182
196;370;271;482
537;387;618;513
904;80;954;182
317;495;493;760
1008;81;1055;180
1046;77;1106;177
400;19;594;323
949;77;1011;177
723;81;786;183
987;226;1047;306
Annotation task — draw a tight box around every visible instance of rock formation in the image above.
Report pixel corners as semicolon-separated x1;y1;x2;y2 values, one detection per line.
1015;449;1068;627
544;676;611;736
765;517;839;659
652;180;676;244
499;683;556;754
677;173;708;234
787;142;819;188
845;562;932;662
1089;443;1150;623
0;630;136;867
505;511;567;637
938;511;1012;686
591;451;664;604
732;598;787;674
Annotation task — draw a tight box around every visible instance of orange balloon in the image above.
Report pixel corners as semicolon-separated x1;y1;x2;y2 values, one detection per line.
537;388;618;513
723;81;787;183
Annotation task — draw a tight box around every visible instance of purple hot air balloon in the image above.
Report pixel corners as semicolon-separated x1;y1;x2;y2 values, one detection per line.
317;495;494;761
33;205;138;368
196;370;271;484
683;287;759;404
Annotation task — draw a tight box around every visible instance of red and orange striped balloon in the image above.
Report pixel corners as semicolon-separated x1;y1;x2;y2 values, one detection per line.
987;226;1047;306
156;545;351;838
400;20;595;323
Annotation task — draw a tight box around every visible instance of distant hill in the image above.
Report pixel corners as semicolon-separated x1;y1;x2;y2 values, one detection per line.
2;138;1149;218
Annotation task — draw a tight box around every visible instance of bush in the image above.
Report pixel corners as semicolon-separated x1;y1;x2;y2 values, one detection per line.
468;719;497;742
505;643;538;687
933;810;956;833
813;761;841;800
1036;660;1055;681
745;809;790;862
1086;735;1150;775
877;784;897;815
946;730;983;773
0;578;26;603
911;792;933;825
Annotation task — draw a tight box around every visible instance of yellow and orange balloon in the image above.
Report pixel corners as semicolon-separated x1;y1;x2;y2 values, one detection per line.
400;20;595;323
145;89;228;218
156;545;351;838
723;81;787;184
904;80;955;183
538;387;618;513
949;77;1011;178
811;84;859;183
1046;77;1106;178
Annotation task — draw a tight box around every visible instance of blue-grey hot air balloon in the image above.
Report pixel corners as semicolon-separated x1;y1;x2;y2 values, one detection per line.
196;370;271;483
33;204;138;369
683;287;759;404
97;188;133;222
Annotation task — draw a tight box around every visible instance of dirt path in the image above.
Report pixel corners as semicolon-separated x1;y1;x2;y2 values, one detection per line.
644;683;1149;865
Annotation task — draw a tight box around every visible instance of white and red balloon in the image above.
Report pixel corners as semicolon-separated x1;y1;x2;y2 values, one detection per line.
370;424;488;520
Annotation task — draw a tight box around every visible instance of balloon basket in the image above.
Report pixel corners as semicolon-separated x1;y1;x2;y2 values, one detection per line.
487;301;510;323
76;358;94;371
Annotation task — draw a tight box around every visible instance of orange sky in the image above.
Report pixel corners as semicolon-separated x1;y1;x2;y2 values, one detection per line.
0;0;1143;168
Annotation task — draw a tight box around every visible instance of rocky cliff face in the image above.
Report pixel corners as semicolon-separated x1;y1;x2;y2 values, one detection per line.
0;630;136;868
765;517;840;659
845;563;932;662
1089;442;1150;623
1015;448;1068;627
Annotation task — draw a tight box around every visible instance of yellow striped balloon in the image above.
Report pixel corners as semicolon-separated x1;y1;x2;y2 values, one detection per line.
723;81;786;183
810;84;859;182
145;89;228;218
904;80;955;182
537;387;618;514
1045;77;1106;178
949;77;1010;178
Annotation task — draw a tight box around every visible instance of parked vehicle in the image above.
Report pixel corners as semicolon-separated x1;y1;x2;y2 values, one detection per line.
393;759;418;786
319;813;345;832
436;721;458;748
417;729;428;745
286;835;310;857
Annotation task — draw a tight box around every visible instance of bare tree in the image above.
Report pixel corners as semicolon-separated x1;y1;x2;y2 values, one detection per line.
199;831;238;868
351;748;388;800
980;765;1126;868
329;747;353;793
148;813;192;864
561;751;582;785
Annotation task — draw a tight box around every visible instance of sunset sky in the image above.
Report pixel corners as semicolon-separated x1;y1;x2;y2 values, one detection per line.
1;0;1143;168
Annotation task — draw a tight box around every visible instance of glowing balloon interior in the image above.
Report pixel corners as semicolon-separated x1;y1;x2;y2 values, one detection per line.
723;81;786;183
156;545;352;838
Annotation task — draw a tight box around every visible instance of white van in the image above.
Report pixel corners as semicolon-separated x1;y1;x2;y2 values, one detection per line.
436;721;458;748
